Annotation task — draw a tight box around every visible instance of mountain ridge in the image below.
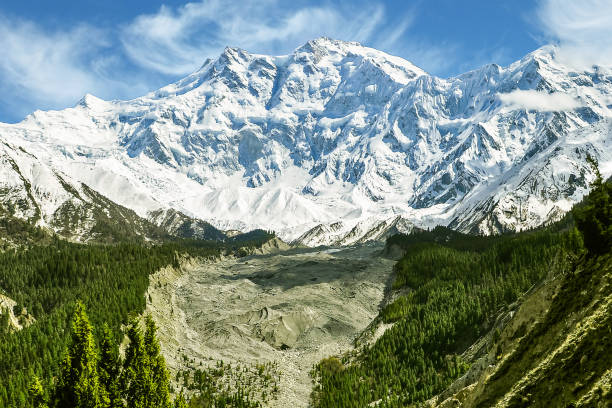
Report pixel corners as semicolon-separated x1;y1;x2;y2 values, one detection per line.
0;38;611;244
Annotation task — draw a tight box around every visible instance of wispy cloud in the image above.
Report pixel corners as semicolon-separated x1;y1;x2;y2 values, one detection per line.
0;1;422;121
0;1;467;121
498;90;582;111
120;0;413;75
536;0;612;68
0;15;103;114
0;14;151;120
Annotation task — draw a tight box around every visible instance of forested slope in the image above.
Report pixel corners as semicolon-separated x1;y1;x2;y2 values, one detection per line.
432;172;612;407
311;168;611;407
0;235;272;408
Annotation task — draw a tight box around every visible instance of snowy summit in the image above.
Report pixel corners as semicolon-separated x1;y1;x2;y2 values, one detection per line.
0;38;611;245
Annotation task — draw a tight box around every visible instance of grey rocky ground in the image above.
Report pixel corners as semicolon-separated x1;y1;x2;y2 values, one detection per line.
145;244;395;407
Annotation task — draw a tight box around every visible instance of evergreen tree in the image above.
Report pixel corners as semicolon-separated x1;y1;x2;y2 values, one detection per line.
99;324;123;408
173;392;188;408
144;315;172;408
54;301;108;408
122;317;172;408
28;376;48;408
121;320;150;408
574;156;612;255
0;307;9;334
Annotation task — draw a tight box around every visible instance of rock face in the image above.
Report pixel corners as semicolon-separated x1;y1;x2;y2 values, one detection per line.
0;293;35;332
148;208;227;241
0;38;611;243
294;215;414;247
0;139;168;242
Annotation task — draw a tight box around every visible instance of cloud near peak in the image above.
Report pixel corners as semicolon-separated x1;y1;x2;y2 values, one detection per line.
536;0;612;69
120;0;408;76
498;89;582;111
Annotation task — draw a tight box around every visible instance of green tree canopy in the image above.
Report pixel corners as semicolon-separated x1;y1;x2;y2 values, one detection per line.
99;324;122;408
574;156;612;255
54;301;107;408
144;315;172;408
28;376;47;408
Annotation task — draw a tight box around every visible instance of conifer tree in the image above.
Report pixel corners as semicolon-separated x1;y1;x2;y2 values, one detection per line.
99;324;123;408
122;316;172;408
121;320;150;408
144;315;172;408
54;301;108;408
575;156;612;255
28;376;48;408
173;392;188;408
0;307;9;334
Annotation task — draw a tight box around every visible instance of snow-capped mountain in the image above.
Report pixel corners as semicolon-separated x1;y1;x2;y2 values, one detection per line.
0;138;169;243
0;38;611;244
295;216;415;247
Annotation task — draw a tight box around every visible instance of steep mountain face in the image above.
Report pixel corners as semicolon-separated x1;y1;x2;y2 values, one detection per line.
148;208;227;241
0;140;168;243
0;38;611;243
295;215;414;247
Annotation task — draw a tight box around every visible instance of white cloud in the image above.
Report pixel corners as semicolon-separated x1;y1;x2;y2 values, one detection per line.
498;90;582;111
0;15;151;120
120;0;413;75
0;17;102;110
536;0;612;68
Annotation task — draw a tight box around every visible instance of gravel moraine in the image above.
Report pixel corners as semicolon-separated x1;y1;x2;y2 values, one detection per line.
145;244;396;407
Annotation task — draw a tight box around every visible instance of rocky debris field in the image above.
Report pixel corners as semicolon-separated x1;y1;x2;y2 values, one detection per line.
145;244;396;407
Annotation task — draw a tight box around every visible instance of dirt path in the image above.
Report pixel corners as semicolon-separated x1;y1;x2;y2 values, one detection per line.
146;244;395;407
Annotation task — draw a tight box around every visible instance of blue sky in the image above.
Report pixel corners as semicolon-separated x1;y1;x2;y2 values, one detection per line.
0;0;610;122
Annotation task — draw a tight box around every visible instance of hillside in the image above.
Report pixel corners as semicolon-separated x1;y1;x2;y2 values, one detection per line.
310;173;612;407
430;249;612;407
0;233;276;408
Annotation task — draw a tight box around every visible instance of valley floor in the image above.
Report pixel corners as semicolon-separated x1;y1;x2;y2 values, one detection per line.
145;244;396;407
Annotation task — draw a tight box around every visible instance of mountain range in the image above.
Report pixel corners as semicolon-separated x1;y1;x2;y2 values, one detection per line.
1;37;611;245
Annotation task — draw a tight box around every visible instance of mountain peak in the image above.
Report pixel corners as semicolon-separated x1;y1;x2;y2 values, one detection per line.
294;37;427;80
2;41;610;244
302;37;362;50
527;44;558;60
221;45;249;57
509;44;562;74
76;93;109;111
294;37;361;59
